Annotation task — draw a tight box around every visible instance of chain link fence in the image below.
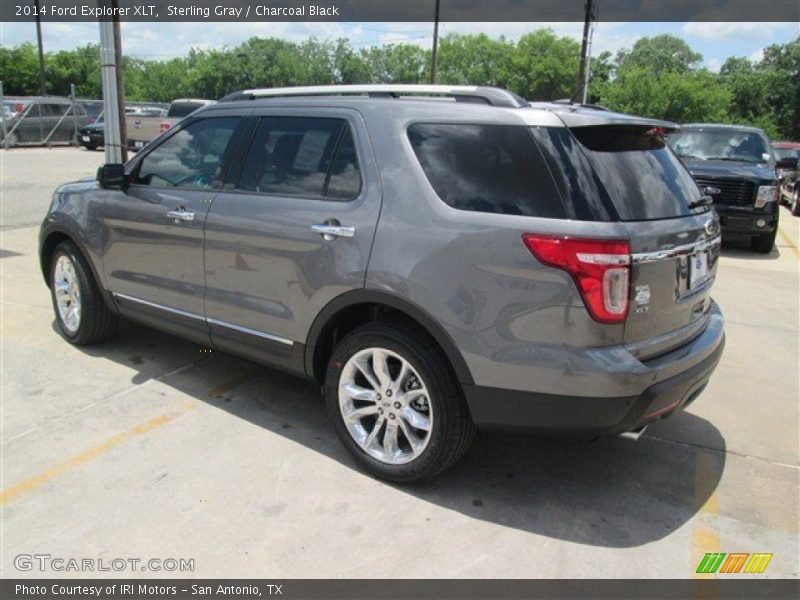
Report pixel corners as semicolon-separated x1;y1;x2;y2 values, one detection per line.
1;82;87;149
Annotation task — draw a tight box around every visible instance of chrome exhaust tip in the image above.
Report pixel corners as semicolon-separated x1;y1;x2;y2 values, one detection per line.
619;425;648;441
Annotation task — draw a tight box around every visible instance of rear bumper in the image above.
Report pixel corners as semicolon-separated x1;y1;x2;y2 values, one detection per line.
715;205;777;235
463;306;725;436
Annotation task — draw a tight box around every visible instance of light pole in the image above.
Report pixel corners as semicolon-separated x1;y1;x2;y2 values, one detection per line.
34;0;46;95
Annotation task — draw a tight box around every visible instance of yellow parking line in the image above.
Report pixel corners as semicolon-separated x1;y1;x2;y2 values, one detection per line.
0;408;192;507
691;452;720;578
1;369;262;507
776;225;799;260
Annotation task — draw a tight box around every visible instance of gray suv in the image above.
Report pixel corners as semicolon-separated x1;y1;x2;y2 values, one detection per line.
39;85;725;482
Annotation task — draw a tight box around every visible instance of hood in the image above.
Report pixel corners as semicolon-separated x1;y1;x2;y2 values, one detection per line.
55;177;99;195
682;158;776;184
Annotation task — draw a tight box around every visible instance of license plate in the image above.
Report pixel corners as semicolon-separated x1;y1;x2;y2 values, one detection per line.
134;141;144;148
81;136;90;142
689;251;709;288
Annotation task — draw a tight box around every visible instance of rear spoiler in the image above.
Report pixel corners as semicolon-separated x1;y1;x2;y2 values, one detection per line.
527;102;679;132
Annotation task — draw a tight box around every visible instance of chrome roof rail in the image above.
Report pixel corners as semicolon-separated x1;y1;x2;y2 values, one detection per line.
219;85;528;108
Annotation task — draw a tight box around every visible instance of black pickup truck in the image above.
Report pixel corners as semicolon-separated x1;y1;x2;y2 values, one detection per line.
668;124;797;253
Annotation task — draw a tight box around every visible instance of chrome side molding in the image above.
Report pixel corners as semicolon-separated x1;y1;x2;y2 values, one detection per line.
112;293;294;347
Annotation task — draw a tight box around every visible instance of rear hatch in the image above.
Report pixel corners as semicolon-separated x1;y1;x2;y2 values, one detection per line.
529;120;720;357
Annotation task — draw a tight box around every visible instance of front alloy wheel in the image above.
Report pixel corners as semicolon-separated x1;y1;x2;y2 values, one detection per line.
49;241;118;345
53;254;82;334
338;347;433;465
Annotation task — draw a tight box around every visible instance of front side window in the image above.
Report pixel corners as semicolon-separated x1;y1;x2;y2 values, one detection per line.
237;117;361;200
407;123;568;218
134;117;239;190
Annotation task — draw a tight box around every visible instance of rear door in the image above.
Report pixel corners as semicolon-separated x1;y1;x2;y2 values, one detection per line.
203;109;381;370
531;124;721;355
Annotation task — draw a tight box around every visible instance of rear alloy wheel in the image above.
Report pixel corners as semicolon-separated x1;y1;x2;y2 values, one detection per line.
325;322;475;482
50;241;118;345
751;227;777;254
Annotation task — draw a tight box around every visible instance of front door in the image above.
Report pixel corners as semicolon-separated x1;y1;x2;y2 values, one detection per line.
203;110;381;372
101;113;246;343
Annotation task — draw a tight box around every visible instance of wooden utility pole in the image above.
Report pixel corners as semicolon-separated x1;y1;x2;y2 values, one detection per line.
34;0;46;95
577;0;594;94
430;0;441;84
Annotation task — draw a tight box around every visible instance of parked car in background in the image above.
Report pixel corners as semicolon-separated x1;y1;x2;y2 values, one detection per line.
668;124;790;253
78;99;104;124
1;96;90;147
39;85;725;482
772;141;800;216
80;105;159;151
125;106;168;151
159;98;216;134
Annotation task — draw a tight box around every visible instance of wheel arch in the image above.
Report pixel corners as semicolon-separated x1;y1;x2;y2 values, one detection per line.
305;290;474;386
39;228;110;307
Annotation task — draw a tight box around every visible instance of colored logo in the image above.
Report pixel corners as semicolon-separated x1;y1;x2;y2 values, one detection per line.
696;552;773;574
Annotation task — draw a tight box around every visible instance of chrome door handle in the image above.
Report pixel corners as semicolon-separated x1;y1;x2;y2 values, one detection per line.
311;223;355;239
167;209;195;222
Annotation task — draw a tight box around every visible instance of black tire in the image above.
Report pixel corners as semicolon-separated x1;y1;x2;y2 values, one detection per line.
49;241;118;345
85;144;98;151
792;189;800;217
324;321;476;483
750;228;777;254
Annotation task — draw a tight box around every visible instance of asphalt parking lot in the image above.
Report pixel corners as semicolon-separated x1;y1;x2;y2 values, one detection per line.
1;147;798;578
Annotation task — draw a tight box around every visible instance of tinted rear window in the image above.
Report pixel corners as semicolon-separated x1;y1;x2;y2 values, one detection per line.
168;102;205;118
532;126;703;221
408;124;568;218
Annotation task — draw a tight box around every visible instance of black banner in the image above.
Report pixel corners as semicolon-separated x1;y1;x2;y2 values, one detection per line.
1;0;799;22
3;580;800;600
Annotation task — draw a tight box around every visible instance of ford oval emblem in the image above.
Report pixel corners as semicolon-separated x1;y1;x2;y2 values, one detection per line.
704;186;721;196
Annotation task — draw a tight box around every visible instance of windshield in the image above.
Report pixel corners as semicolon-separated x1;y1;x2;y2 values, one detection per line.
668;129;770;164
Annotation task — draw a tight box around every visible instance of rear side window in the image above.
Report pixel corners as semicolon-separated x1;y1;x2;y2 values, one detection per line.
407;124;568;218
237;117;361;201
531;126;703;222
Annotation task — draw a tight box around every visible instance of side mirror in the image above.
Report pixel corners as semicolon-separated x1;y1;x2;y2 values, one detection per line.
97;163;126;189
775;156;798;170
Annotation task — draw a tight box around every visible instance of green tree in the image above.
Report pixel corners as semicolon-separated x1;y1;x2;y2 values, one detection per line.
599;67;732;124
615;34;702;77
508;29;581;100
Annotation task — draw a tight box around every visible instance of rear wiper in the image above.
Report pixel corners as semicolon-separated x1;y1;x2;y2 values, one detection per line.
688;196;713;210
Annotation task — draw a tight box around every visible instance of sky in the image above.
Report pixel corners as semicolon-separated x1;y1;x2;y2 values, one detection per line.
0;21;797;71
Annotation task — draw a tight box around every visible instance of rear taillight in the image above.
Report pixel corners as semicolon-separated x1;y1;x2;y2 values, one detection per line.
521;234;631;324
159;121;171;133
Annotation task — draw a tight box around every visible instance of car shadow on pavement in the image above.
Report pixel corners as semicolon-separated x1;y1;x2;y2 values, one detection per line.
68;321;727;550
720;236;781;260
